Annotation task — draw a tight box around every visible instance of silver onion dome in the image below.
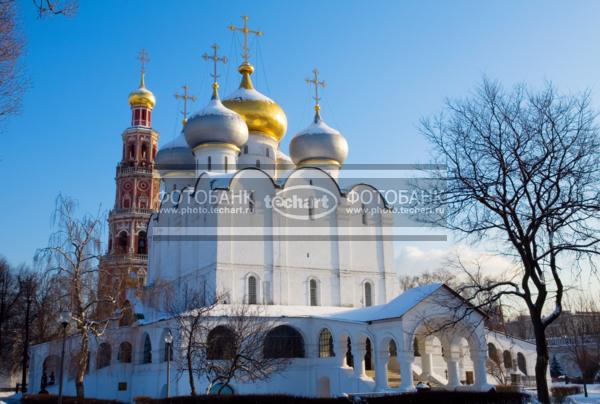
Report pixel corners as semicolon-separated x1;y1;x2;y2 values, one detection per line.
156;132;195;171
289;111;348;166
184;92;249;151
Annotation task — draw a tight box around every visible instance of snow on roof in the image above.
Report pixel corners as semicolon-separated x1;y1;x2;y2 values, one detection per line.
225;87;275;103
136;284;448;326
326;283;444;323
159;132;189;150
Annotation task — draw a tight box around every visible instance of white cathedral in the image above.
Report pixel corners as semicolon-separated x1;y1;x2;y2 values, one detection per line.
28;20;539;402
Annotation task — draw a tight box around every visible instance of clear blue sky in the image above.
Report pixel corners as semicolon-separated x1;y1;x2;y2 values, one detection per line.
2;0;600;267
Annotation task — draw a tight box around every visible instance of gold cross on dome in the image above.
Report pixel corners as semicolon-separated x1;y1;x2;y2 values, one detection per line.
174;85;197;125
137;48;150;74
229;15;263;64
306;68;326;112
202;43;228;87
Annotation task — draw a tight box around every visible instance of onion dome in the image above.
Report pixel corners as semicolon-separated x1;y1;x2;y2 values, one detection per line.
156;132;195;171
128;73;156;109
184;84;249;151
223;63;287;142
289;109;348;167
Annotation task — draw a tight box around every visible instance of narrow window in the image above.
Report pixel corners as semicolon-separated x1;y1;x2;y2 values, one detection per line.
249;191;255;213
364;282;373;307
266;147;270;157
256;159;261;169
244;145;248;154
224;156;228;172
141;109;147;125
361;203;367;225
207;156;212;171
248;276;257;304
319;329;335;358
308;198;314;220
309;279;318;306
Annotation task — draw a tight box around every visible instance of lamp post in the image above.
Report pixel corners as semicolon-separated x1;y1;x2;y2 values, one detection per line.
165;331;173;398
57;309;70;404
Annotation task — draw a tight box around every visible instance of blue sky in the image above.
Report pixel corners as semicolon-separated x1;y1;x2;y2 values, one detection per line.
2;0;600;269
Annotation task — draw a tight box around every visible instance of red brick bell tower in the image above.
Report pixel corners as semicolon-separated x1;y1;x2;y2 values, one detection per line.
98;50;160;318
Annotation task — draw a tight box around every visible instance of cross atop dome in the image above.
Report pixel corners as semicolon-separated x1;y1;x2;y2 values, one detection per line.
306;68;326;117
229;15;263;66
174;85;197;126
136;48;150;87
202;43;228;99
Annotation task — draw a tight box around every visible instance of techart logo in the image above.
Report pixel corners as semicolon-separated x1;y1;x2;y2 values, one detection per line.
265;185;338;221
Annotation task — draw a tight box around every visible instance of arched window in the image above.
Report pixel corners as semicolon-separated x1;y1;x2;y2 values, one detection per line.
96;343;111;369
142;334;152;364
503;350;512;369
263;325;305;358
118;342;132;363
413;338;420;357
249;191;255;213
309;279;318;306
364;282;373;307
117;231;129;254
389;339;397;357
247;276;257;304
517;352;527;375
488;343;498;362
318;329;334;358
266;147;270;158
137;231;147;255
141;143;148;160
128;144;135;159
345;337;354;368
207;326;235;360
365;338;373;371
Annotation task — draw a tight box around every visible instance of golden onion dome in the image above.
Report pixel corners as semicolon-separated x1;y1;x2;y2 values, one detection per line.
128;73;156;109
223;63;287;142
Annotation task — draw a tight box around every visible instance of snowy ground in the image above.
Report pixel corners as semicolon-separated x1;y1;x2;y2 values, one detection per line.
553;383;600;404
0;391;19;404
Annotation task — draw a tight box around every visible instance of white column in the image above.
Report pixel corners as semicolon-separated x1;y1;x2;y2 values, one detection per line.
472;350;493;391
397;353;415;392
421;352;433;380
353;345;366;379
336;338;349;368
446;359;461;389
374;349;389;391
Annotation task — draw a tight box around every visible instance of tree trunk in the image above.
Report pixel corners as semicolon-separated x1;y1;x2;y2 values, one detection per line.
187;348;196;396
75;332;89;399
533;323;550;404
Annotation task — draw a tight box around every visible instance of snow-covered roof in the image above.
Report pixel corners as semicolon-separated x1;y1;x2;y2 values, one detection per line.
326;283;444;323
225;87;276;103
138;284;449;326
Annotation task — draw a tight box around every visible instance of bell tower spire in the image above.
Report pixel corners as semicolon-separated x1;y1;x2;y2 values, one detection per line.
128;49;156;127
99;49;161;318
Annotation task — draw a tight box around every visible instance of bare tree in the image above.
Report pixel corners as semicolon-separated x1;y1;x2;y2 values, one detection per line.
32;0;78;17
562;295;600;397
399;268;455;291
421;80;600;403
35;195;119;399
168;289;223;396
195;304;290;394
487;356;510;385
0;0;25;132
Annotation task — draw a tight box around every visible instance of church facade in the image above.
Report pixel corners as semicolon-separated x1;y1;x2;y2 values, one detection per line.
28;18;538;401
